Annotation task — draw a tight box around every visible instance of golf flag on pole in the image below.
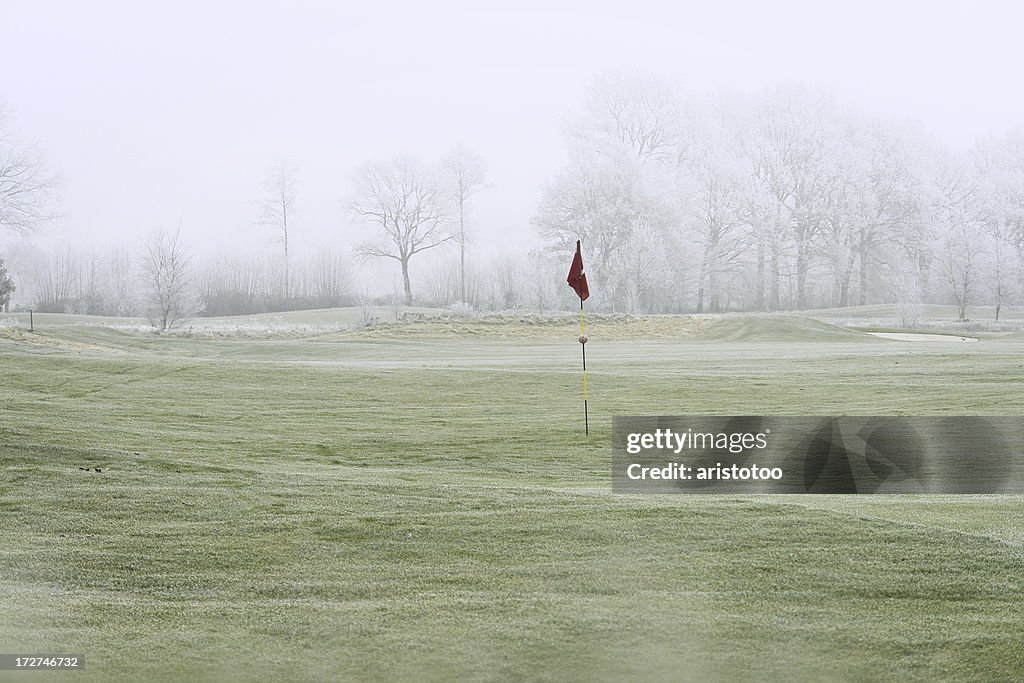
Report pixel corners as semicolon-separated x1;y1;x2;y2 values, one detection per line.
567;240;590;301
567;240;589;435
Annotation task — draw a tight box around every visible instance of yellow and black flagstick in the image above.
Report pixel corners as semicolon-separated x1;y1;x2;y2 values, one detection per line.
567;238;590;435
580;296;588;435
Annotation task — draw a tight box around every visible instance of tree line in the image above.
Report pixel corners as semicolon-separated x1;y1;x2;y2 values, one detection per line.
3;73;1024;327
534;74;1024;319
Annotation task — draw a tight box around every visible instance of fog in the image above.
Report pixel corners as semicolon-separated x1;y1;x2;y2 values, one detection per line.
2;0;1024;310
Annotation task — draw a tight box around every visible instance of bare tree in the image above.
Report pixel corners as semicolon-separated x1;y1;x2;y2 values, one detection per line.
526;249;555;313
0;106;59;234
973;132;1024;319
31;246;77;312
533;152;667;312
309;248;351;301
890;255;923;327
941;219;981;322
352;156;453;306
141;227;193;332
976;191;1014;320
0;257;14;312
491;253;525;310
572;71;684;163
258;158;299;298
105;248;136;317
845;121;923;307
21;245;140;316
441;143;488;303
746;85;843;310
424;257;483;309
196;251;276;315
680;137;753;313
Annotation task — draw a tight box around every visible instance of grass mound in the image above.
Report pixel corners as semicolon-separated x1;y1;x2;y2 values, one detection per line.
0;309;889;345
697;314;876;342
0;326;112;353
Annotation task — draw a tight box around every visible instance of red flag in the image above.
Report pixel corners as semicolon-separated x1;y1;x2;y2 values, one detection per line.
566;240;590;301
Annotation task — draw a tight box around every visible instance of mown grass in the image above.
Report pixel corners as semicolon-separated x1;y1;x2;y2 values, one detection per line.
2;317;1024;681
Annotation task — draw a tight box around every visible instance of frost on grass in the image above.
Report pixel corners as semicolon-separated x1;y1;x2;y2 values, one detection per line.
825;316;1024;334
112;320;360;339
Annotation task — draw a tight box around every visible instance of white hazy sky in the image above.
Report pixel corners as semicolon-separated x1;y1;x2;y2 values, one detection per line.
2;0;1023;286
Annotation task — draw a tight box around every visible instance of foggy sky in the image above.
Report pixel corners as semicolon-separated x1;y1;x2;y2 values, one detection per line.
2;0;1023;287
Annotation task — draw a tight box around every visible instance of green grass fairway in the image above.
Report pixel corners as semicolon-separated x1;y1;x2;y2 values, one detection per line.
2;314;1024;681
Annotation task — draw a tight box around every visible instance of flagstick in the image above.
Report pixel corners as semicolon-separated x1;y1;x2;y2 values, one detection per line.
580;296;588;436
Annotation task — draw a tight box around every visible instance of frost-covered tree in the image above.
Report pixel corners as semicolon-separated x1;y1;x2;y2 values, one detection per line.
141;227;193;332
441;144;488;304
972;131;1024;317
0;257;14;311
257;157;299;298
534;73;681;312
352;156;453;306
0;105;59;235
678;99;754;312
